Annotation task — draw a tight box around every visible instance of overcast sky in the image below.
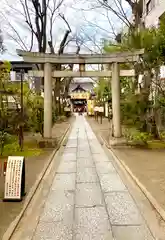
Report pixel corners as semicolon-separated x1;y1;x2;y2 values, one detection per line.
0;0;130;61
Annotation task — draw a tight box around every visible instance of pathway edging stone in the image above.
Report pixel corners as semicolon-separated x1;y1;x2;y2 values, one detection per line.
100;134;165;223
3;124;71;240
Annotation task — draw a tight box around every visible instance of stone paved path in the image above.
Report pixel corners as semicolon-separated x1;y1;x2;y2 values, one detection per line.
32;116;155;240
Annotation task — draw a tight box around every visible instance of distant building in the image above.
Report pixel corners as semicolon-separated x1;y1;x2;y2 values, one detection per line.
127;0;165;29
69;82;94;94
142;0;165;27
69;78;95;112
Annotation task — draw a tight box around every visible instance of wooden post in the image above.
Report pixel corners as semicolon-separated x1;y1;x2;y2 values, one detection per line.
100;113;102;124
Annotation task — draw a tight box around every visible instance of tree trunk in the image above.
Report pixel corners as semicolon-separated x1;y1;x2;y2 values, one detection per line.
141;70;152;132
64;77;72;98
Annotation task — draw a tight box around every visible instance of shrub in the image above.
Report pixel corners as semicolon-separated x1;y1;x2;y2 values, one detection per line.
131;132;152;144
3;142;21;155
58;115;66;122
52;109;57;123
0;131;13;155
123;128;152;145
159;131;165;140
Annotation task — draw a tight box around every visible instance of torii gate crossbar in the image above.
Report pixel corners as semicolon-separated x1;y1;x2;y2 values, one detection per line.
17;49;144;139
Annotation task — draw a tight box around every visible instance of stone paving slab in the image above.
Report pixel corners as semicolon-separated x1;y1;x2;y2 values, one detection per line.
78;139;88;143
112;225;154;240
77;149;90;153
99;173;127;192
87;135;97;140
78;140;88;144
61;153;77;161
77;147;90;152
92;153;110;162
40;191;74;223
33;221;73;240
57;162;76;173
89;140;103;148
66;143;77;148
75;183;104;207
64;148;77;153
77;168;98;183
78;136;86;139
90;145;104;154
77;141;89;145
105;192;142;225
74;207;113;240
77;146;90;150
66;138;77;143
68;135;77;141
32;116;156;240
89;139;103;147
66;139;77;144
77;158;95;168
68;138;77;141
77;150;92;158
95;162;116;174
51;173;76;191
77;144;90;148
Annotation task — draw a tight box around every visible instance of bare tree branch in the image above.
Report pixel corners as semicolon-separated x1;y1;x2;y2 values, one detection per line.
100;0;142;28
0;29;5;53
19;0;36;50
59;13;72;32
2;12;28;50
57;14;72;55
47;0;65;53
95;1;127;26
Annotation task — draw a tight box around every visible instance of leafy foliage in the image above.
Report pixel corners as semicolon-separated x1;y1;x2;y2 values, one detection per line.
24;92;44;135
123;127;152;145
94;77;111;100
100;17;165;140
0;61;55;154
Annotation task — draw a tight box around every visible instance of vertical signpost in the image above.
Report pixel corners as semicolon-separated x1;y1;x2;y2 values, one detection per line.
99;106;104;124
95;106;99;122
94;106;97;120
3;156;25;202
105;102;108;118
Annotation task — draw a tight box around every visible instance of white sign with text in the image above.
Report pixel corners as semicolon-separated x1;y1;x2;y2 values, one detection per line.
4;156;24;200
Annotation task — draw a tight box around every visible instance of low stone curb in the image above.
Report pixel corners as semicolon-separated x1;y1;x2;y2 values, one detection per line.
99;134;165;223
3;124;71;240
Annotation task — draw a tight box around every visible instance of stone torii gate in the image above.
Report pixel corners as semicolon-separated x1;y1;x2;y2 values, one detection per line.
17;49;144;139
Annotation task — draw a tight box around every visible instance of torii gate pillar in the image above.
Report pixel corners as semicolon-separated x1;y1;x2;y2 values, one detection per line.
44;63;52;138
16;49;144;140
111;62;121;138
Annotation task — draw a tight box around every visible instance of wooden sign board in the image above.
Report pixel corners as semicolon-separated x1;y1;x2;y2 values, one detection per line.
94;106;99;112
99;107;104;113
64;107;71;112
3;156;25;202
